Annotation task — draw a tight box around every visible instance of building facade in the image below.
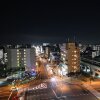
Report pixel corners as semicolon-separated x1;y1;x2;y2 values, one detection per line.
67;42;80;73
7;48;36;71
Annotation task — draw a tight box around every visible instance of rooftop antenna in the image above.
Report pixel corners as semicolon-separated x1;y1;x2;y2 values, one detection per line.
74;35;75;42
68;37;69;43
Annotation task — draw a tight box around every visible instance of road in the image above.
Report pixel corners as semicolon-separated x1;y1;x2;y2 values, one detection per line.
0;85;11;100
22;76;98;100
0;57;98;100
0;75;39;100
23;80;59;100
56;78;97;100
20;57;98;100
0;58;46;100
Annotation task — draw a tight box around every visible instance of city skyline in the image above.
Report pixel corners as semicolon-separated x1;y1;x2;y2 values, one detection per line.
0;41;100;99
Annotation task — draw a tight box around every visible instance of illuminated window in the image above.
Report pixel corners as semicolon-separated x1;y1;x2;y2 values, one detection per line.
63;57;65;61
61;53;63;56
74;51;77;53
24;63;26;66
74;66;77;69
17;53;19;55
24;52;26;54
17;58;19;61
64;54;66;57
74;58;76;60
24;55;26;57
72;62;76;64
17;64;19;67
17;61;19;64
74;62;76;64
72;58;76;60
24;49;26;51
5;59;7;61
74;55;77;57
17;49;19;52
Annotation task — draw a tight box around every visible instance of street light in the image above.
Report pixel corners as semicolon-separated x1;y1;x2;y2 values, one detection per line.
51;77;56;82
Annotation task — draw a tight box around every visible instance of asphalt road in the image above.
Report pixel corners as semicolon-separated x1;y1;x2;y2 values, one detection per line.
0;85;11;100
24;80;57;100
22;77;98;100
22;58;98;100
53;80;98;100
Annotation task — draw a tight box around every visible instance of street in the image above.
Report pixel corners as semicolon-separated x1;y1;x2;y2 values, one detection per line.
0;85;11;100
0;57;99;100
23;77;98;100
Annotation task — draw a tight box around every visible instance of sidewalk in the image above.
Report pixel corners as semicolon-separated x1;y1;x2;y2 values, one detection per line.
82;82;100;100
62;76;100;100
0;78;6;81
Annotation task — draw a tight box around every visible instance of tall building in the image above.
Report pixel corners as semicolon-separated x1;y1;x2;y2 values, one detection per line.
59;43;67;64
43;46;50;58
67;42;80;73
7;48;36;71
0;49;4;64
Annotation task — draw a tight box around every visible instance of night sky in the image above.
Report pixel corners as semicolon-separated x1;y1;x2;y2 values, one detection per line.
0;2;100;44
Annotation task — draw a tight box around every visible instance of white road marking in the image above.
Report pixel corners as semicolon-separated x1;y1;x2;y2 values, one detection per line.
8;91;13;100
51;88;60;99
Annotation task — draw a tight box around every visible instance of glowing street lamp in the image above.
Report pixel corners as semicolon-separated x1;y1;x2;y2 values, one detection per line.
51;77;56;82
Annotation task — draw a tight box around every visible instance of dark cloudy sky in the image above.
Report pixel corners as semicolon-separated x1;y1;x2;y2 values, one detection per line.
0;2;100;44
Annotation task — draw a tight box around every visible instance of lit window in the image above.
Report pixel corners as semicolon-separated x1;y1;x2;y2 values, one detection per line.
74;51;77;53
74;58;76;60
74;55;77;57
17;53;19;55
24;63;26;66
74;66;77;69
17;58;19;61
17;64;19;67
64;54;66;57
61;54;63;56
17;49;19;52
72;62;76;64
24;52;26;54
24;49;26;51
17;61;19;64
63;58;65;61
5;59;7;61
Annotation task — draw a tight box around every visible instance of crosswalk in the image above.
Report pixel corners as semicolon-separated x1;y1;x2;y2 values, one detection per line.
25;87;55;100
28;83;47;91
